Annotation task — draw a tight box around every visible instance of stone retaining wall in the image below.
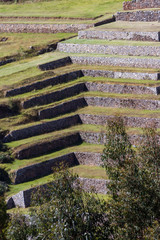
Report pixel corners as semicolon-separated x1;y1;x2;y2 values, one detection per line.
5;113;160;145
38;95;160;123
4;115;81;142
78;177;108;194
6;68;158;98
14;133;82;160
116;10;160;22
79;114;160;128
85;96;160;110
79;131;142;146
82;69;159;81
58;42;160;57
22;83;87;109
14;153;78;184
7;177;107;208
0;23;94;33
5;70;83;97
78;30;159;42
123;0;160;10
39;98;87;119
38;57;72;71
86;82;159;95
71;55;160;69
75;152;102;166
12;151;103;185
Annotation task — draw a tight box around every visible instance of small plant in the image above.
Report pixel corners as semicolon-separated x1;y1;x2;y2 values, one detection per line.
8;99;21;115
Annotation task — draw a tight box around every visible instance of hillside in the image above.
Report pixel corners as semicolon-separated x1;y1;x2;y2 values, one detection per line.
0;0;160;210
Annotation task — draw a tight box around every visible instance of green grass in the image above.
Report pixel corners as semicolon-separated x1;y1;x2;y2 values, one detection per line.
78;106;160;119
1;62;159;91
7;124;104;149
64;37;160;47
0;52;67;79
7;165;106;197
3;143;104;172
71;165;107;179
0;32;75;59
7;122;160;150
0;0;123;18
96;21;160;32
9;75;160;104
70;52;160;60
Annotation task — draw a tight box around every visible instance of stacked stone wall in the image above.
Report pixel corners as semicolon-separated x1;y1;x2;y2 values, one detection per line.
39;98;88;119
4;115;81;142
7;177;108;208
78;30;160;42
14;153;78;184
38;57;72;71
123;0;160;10
85;96;160;110
85;82;159;95
22;83;87;109
0;23;94;33
14;133;82;160
5;71;83;97
116;10;160;22
71;56;160;69
79;114;160;128
58;42;160;57
82;69;159;81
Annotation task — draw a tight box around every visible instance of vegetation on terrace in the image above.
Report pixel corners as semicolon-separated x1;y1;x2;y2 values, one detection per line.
0;0;123;18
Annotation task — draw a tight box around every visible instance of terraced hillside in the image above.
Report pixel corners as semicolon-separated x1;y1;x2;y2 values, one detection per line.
0;1;160;209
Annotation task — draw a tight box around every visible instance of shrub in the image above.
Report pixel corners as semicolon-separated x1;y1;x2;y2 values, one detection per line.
102;117;160;240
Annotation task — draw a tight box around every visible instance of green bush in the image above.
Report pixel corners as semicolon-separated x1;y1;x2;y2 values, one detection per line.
102;117;160;240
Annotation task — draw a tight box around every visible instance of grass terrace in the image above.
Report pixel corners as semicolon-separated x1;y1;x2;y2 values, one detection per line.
0;32;75;59
95;21;160;32
0;0;123;18
7;165;107;197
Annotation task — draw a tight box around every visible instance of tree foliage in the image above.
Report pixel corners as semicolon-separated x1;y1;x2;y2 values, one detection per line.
7;168;110;240
101;117;160;240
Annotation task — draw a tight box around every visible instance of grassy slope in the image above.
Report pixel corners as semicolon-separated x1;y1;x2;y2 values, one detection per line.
0;32;75;58
1;0;160;203
0;0;123;18
7;165;107;197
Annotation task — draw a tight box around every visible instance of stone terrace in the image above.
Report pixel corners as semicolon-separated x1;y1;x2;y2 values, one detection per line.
2;3;160;208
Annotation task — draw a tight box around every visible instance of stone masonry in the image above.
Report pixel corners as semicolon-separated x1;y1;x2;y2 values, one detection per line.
123;0;160;10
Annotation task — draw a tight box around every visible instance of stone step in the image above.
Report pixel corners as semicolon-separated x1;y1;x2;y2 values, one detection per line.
3;115;81;143
38;95;160;122
70;54;160;69
58;42;160;57
39;98;87;119
79;113;160;128
123;0;160;10
78;29;160;42
7;174;107;208
5;70;83;97
86;82;160;95
82;69;160;81
12;128;159;182
12;151;102;185
116;9;160;22
38;56;72;71
5;101;160;142
6;68;158;98
22;83;88;109
85;96;160;111
21;80;160;110
4;106;160;144
13;132;82;160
